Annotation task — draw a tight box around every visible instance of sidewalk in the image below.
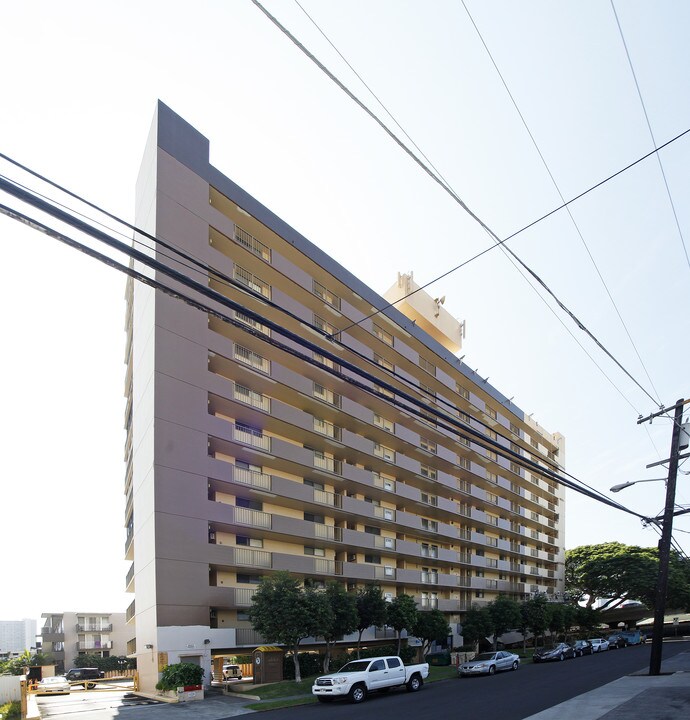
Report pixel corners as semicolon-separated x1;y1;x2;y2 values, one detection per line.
524;650;690;720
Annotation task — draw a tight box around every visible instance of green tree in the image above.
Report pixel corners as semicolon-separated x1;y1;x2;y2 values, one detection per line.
249;571;321;682
546;603;565;640
386;594;418;655
573;605;600;636
564;542;690;610
521;595;549;648
321;581;358;673
487;596;521;650
460;606;493;652
355;585;387;658
412;609;451;657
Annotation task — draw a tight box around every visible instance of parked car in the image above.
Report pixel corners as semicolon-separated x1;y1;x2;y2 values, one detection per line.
312;655;429;703
533;643;576;663
222;663;242;680
621;630;644;645
459;651;520;677
64;667;105;688
588;638;610;653
607;634;627;650
571;640;593;656
36;676;71;695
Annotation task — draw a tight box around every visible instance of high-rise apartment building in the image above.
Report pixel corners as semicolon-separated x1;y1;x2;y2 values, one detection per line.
125;103;565;691
40;612;129;672
0;618;36;657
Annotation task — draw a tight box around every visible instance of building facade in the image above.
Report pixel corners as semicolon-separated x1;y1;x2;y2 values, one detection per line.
40;613;128;672
125;103;566;691
0;619;36;657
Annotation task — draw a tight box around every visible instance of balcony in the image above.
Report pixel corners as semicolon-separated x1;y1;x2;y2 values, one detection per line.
126;600;136;623
125;563;135;590
77;624;113;633
77;641;113;651
234;424;271;452
313;453;342;475
234;225;271;261
236;628;266;646
232;465;272;490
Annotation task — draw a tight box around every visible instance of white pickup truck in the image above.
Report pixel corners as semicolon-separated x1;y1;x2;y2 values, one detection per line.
311;655;429;703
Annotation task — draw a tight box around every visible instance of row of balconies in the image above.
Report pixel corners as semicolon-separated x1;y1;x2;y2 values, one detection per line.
208;464;560;554
206;340;560;515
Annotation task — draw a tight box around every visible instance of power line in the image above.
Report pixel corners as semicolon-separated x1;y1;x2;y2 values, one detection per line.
0;186;650;521
610;0;690;273
250;0;682;410
461;0;662;406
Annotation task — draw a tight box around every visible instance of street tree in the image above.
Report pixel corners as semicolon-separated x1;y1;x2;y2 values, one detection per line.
412;609;451;657
519;594;549;650
487;596;521;649
355;584;387;658
249;571;325;682
460;605;493;652
321;581;358;672
386;594;418;655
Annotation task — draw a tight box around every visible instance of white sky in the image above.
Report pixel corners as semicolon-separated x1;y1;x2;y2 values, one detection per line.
1;0;689;630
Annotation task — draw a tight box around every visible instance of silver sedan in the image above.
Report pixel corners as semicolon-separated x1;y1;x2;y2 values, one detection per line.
459;651;520;677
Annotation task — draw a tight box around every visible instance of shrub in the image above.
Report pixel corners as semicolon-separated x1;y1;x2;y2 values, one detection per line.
0;701;20;720
155;663;204;691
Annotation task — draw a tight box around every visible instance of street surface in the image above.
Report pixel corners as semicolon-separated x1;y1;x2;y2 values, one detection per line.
265;641;689;720
33;641;689;720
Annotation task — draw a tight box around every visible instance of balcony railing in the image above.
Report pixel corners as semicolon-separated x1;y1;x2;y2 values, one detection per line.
234;424;271;451
77;641;113;650
234;383;271;412
314;524;342;541
313;489;341;507
233;547;272;568
234;226;271;261
233;466;272;490
126;600;136;623
77;624;113;633
234;344;270;374
421;571;439;584
313;454;342;475
234;506;272;529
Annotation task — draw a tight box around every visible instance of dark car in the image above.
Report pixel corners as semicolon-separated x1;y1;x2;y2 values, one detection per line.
607;634;627;649
533;643;576;663
65;667;105;688
571;640;593;657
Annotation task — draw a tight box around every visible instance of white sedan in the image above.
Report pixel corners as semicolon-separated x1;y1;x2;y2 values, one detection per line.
459;651;520;676
36;676;71;695
589;638;610;653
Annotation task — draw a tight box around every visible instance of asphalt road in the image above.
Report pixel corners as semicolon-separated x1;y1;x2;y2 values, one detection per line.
265;641;689;720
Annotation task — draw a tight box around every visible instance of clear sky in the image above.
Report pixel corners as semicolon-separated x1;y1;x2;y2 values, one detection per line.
1;1;689;628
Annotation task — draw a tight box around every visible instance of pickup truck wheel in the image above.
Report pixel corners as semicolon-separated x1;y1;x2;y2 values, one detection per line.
349;684;367;704
406;674;422;692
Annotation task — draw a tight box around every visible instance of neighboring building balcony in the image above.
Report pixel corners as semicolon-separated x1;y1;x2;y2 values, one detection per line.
208;587;257;608
77;624;113;633
41;627;64;642
126;563;135;591
77;641;113;651
126;600;135;623
236;628;266;646
126;638;136;655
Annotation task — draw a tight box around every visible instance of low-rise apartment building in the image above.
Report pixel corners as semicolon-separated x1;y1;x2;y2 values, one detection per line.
40;612;128;672
125;102;566;691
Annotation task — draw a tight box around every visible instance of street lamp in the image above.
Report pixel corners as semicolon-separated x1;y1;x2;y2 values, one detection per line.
609;478;666;493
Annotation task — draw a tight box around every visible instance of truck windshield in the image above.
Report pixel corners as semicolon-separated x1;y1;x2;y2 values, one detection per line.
337;661;371;673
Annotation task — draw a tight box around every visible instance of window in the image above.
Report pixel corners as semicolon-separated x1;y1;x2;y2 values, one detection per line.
421;543;438;558
510;462;521;474
485;406;497;420
419;357;436;376
486;579;498;589
458;436;470;447
236;536;263;548
370;659;385;671
304;546;326;557
313;383;341;407
314;314;338;337
313;351;339;370
475;590;485;598
457;384;469;400
486;536;499;547
304;512;325;524
234;383;269;411
487;558;499;568
487;450;498;462
486;428;497;441
364;554;381;564
312;280;340;310
420;382;436;402
234;310;270;335
364;525;380;535
234;265;270;298
459;411;470;424
373;324;393;346
374;443;395;462
487;492;499;505
374;383;395;399
421;493;438;507
374;353;394;371
511;442;521;455
510;422;520;436
314;417;340;439
237;610;251;622
487;514;499;526
304;479;325;491
374;414;394;432
373;471;396;491
420;437;437;454
387;658;401;669
236;497;262;511
486;471;498;484
475;569;485;578
421;518;438;532
420;464;437;480
457;456;470;470
237;574;262;584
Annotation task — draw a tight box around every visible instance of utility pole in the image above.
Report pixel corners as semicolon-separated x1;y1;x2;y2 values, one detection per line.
638;398;685;676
